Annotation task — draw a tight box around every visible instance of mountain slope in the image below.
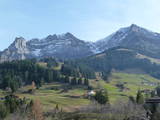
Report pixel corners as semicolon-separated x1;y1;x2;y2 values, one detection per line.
0;37;31;62
1;24;160;62
95;24;160;58
0;33;95;62
74;47;160;79
27;33;94;59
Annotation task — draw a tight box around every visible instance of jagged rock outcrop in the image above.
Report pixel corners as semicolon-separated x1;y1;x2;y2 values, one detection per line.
0;33;95;62
27;32;94;59
0;37;30;62
1;24;160;62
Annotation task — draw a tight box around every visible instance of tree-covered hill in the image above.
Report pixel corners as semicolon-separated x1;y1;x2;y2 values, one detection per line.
72;47;160;79
0;58;95;92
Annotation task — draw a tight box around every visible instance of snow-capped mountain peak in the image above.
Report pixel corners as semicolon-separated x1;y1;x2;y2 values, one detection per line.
1;24;160;62
95;24;160;58
0;33;94;61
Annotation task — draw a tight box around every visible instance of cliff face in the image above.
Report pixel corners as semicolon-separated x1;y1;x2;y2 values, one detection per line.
0;33;94;62
1;24;160;62
0;37;30;62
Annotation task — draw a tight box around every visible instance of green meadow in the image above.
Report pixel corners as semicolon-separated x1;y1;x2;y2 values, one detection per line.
0;72;159;111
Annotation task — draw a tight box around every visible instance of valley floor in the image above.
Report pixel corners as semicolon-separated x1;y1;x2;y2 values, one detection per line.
1;72;159;113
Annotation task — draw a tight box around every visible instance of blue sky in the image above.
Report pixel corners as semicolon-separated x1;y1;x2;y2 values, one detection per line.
0;0;160;50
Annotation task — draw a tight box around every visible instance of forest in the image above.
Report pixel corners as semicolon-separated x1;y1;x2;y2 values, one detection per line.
0;56;160;120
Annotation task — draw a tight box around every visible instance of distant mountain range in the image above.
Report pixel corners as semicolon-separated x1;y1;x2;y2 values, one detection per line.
0;33;94;62
1;24;160;62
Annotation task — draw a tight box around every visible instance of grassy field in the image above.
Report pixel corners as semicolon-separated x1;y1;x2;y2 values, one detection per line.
98;72;160;102
0;72;159;112
17;84;90;111
136;53;160;64
37;62;63;70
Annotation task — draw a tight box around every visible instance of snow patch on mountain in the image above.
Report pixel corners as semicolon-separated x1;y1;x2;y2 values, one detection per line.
2;24;160;61
94;24;160;58
88;42;102;54
33;49;41;56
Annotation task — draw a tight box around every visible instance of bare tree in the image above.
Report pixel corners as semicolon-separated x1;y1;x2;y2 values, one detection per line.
78;100;148;120
28;99;44;120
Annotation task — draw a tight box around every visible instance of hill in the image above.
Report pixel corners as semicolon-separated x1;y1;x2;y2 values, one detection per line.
72;47;160;79
97;72;160;102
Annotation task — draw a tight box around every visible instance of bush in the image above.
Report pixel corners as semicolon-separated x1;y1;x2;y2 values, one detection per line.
94;90;109;105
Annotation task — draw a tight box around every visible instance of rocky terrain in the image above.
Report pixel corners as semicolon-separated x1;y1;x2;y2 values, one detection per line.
0;33;94;62
96;24;160;58
1;24;160;62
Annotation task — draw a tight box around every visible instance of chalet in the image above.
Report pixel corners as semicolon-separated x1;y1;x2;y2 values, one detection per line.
87;90;96;96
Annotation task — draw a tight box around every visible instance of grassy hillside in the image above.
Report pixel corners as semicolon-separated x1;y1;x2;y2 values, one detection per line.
0;71;159;112
99;72;160;102
75;47;160;80
136;53;160;64
0;83;90;112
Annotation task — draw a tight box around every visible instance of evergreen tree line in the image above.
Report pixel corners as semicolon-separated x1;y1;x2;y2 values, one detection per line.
39;57;59;68
0;60;61;91
61;61;96;79
61;76;90;86
75;47;160;80
0;59;92;92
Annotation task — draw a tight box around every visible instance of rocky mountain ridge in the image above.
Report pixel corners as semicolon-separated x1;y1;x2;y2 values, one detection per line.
1;24;160;62
0;33;95;62
95;24;160;58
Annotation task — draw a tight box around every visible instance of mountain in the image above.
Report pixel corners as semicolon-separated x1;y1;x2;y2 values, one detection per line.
27;32;95;59
0;33;95;62
74;46;160;79
95;24;160;58
1;24;160;62
0;37;31;62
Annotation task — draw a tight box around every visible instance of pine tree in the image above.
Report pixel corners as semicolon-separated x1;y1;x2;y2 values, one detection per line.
78;78;82;85
24;71;29;82
10;80;19;93
2;74;12;89
64;76;70;83
136;90;144;104
103;90;109;103
48;70;53;83
71;77;77;85
84;78;89;86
